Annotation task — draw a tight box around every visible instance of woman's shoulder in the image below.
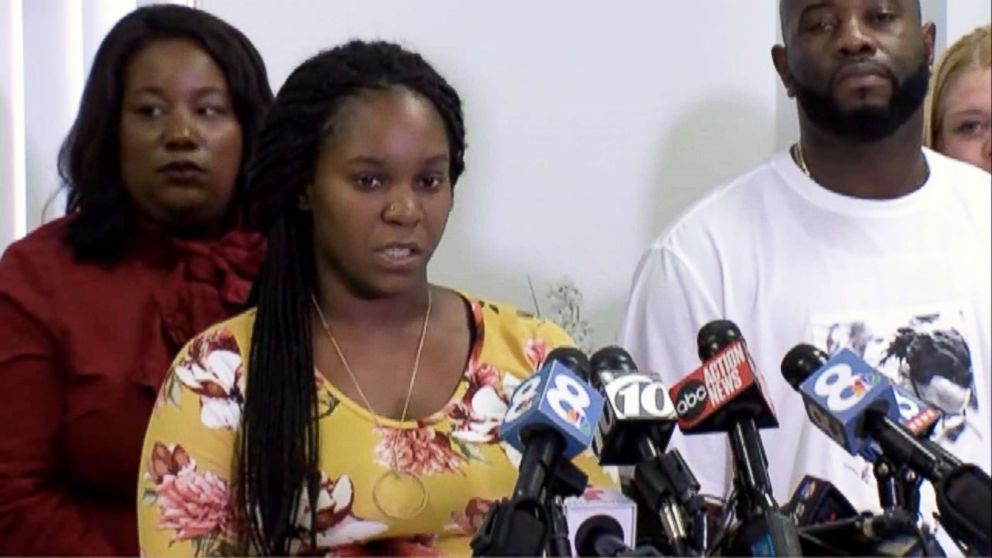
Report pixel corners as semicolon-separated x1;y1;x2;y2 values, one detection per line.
457;290;574;379
0;217;76;306
175;308;257;364
0;217;74;271
460;291;567;337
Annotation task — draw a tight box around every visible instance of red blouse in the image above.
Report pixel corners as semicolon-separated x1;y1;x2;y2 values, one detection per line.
0;216;264;555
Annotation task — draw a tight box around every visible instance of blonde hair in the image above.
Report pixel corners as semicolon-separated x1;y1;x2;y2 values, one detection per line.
924;25;992;147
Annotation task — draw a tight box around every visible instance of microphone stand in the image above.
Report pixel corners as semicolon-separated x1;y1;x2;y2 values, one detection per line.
874;458;903;510
470;442;588;557
724;418;803;556
545;459;588;557
633;446;706;556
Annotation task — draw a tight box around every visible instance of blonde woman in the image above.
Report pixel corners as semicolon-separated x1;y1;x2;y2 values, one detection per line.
925;25;991;172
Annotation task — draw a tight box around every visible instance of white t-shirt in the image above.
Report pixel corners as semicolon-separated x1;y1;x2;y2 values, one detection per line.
617;147;991;551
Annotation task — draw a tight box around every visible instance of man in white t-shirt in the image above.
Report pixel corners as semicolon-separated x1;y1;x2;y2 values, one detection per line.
617;0;991;552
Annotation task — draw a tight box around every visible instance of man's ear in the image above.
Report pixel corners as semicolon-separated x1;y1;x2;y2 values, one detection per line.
771;45;797;98
922;22;937;66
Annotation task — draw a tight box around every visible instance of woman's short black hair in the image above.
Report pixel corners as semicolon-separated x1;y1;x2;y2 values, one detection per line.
239;40;466;554
58;4;273;262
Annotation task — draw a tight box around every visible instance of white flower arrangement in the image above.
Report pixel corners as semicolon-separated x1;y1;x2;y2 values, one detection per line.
535;276;593;353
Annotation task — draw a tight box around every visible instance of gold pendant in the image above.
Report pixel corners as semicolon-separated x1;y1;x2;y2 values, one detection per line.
371;468;429;521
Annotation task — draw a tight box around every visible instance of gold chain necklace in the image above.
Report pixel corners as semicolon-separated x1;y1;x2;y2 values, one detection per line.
311;290;432;521
792;142;812;178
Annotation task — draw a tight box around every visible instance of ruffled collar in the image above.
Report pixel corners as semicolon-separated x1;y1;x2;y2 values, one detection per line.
131;218;266;353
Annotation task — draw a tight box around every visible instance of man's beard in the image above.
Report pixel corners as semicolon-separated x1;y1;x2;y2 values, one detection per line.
793;61;930;142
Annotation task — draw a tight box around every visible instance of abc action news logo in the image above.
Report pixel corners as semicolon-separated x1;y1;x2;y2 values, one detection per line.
671;341;748;425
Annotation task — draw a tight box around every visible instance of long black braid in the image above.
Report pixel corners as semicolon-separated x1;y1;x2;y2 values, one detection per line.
239;40;466;555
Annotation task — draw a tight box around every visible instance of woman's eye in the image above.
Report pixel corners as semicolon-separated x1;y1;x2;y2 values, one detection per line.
954;121;984;135
135;105;164;117
354;174;384;190
198;105;227;117
419;174;446;190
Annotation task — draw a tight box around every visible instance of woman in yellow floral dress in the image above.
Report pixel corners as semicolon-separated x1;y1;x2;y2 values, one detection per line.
137;40;614;556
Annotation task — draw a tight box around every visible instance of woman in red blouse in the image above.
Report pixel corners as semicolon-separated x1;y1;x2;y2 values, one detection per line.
0;5;272;555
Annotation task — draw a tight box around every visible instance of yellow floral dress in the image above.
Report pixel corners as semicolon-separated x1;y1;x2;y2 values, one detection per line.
137;294;616;556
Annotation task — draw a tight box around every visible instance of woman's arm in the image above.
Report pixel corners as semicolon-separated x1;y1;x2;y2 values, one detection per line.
0;255;120;555
137;325;243;557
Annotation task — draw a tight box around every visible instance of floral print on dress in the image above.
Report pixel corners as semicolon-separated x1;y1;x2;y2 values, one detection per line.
170;328;245;429
137;298;615;558
290;473;388;555
447;302;548;445
142;443;237;556
373;300;556;475
525;338;550;371
373;425;466;475
448;362;507;444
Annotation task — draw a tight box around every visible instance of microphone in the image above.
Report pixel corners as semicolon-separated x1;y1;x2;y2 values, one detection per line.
585;347;705;555
587;346;677;466
500;347;603;498
574;515;664;557
472;347;603;557
667;320;801;556
783;475;858;527
565;487;641;557
781;344;991;555
783;476;945;557
668;322;778;434
780;344;959;475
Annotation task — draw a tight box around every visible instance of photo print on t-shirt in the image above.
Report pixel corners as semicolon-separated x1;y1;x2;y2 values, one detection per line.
810;304;980;446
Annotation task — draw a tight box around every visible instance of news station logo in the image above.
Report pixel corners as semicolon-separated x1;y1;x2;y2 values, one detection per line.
813;362;881;412
674;379;707;421
544;372;598;438
603;373;676;420
564;407;592;435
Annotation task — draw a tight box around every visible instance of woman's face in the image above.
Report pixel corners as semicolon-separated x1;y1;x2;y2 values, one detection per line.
304;87;453;298
119;38;243;234
937;65;991;173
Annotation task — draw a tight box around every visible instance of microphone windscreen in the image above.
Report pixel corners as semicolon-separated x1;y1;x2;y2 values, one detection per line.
566;488;637;556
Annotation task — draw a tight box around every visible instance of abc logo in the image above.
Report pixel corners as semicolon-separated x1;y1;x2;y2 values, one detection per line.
674;379;708;420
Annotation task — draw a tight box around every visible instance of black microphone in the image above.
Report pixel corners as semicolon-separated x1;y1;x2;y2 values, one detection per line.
783;475;859;527
586;347;705;555
781;343;992;556
588;346;677;465
668;320;801;556
575;515;664;557
472;347;602;557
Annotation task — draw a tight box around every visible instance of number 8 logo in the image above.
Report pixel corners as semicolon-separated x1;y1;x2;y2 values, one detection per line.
504;376;541;423
548;375;591;424
813;363;864;412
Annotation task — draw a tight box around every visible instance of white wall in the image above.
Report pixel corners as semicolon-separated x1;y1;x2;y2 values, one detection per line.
3;1;990;349
0;0;27;245
202;0;780;349
947;0;992;45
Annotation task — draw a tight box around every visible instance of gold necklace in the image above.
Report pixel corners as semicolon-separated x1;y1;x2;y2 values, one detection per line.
311;290;432;521
792;142;812;178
